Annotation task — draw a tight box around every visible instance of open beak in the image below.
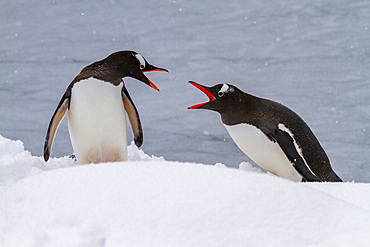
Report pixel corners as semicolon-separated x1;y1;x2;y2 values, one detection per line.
188;81;216;109
141;64;169;91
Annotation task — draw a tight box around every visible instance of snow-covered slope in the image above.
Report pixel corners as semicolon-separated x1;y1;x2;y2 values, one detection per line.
1;135;369;247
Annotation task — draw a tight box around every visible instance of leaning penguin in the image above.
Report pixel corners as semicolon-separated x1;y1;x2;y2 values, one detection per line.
188;81;342;182
44;51;168;164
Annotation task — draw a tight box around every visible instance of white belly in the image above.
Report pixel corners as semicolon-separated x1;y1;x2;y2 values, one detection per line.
224;124;302;182
68;78;127;164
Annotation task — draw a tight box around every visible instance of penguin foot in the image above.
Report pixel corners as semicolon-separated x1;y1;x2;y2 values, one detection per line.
69;154;77;161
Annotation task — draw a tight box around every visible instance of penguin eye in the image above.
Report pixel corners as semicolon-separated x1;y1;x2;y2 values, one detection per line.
133;53;146;70
218;84;229;97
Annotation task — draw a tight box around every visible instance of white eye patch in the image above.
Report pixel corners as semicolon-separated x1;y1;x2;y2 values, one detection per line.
219;84;229;93
134;53;146;69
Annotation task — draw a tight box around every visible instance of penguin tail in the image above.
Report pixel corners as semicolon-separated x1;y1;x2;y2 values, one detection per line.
322;172;343;182
328;174;343;182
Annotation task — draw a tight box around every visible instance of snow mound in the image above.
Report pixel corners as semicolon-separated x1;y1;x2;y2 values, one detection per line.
0;136;163;188
0;135;74;187
0;135;370;246
127;141;165;162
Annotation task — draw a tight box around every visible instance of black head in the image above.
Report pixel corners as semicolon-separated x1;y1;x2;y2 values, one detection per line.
90;50;168;90
187;81;244;113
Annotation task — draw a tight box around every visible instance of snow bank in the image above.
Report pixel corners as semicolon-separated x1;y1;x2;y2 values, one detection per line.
0;135;369;247
0;135;76;188
0;134;161;188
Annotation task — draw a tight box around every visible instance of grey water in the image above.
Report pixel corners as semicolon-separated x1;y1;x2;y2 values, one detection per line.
1;0;369;182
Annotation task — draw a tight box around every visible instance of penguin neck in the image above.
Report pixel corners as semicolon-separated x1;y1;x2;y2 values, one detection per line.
77;62;124;86
220;92;258;126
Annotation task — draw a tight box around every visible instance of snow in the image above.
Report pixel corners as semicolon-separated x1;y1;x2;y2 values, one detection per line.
1;135;370;246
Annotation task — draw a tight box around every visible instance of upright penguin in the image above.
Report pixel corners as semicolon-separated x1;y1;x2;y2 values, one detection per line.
44;51;168;164
188;81;342;182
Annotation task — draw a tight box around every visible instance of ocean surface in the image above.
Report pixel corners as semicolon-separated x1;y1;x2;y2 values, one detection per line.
0;0;369;182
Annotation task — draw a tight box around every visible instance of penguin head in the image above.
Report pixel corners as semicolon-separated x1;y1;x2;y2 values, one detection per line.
96;50;168;90
188;81;241;113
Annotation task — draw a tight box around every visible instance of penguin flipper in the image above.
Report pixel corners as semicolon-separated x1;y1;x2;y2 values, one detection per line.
121;86;143;147
269;128;321;182
43;90;70;162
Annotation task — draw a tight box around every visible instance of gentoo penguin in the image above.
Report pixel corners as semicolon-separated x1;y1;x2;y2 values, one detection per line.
43;51;168;164
188;81;342;182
